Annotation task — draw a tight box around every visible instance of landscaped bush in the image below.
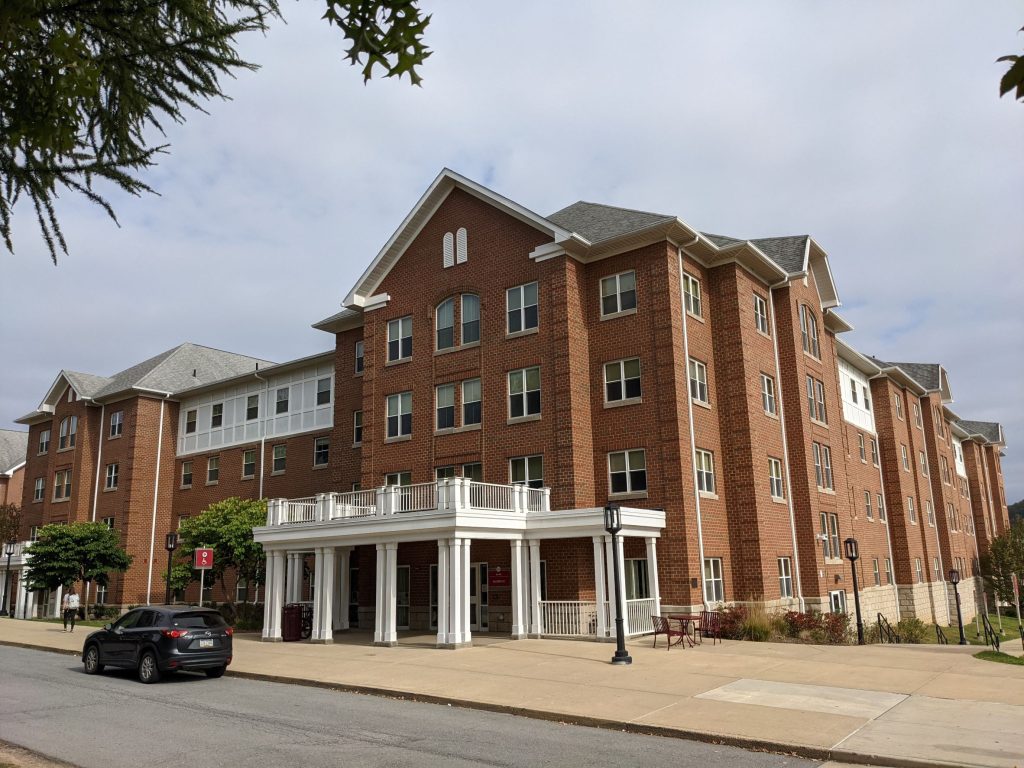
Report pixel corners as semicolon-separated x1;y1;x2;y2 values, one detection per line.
895;616;928;643
718;605;748;639
822;611;851;644
783;610;821;637
88;603;120;620
738;603;779;641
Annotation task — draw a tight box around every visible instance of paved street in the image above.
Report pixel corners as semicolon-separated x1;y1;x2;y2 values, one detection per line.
0;646;818;768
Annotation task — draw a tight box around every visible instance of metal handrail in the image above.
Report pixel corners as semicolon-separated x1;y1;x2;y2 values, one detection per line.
980;612;1000;652
876;613;900;644
934;624;948;645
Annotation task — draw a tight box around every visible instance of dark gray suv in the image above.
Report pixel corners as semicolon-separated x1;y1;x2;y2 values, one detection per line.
82;606;233;683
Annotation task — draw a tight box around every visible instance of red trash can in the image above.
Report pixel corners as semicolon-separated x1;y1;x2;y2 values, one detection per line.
282;603;303;642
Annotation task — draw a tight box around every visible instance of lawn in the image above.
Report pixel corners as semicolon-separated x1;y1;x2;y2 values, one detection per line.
974;650;1024;666
923;612;1023;646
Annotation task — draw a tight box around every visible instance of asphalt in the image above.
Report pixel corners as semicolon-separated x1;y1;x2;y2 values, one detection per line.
3;619;1023;768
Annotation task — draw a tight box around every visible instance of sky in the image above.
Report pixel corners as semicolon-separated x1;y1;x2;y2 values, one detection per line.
2;1;1022;501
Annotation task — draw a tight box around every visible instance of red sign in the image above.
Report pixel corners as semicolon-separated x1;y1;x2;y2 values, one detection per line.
194;548;214;570
488;565;510;588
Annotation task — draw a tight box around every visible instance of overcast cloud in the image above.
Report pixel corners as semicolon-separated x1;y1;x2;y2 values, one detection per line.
2;1;1022;501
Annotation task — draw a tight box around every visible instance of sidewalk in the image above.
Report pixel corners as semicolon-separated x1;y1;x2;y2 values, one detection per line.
3;620;1023;768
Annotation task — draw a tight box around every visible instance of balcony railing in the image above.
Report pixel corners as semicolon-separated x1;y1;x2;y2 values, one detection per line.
266;478;551;526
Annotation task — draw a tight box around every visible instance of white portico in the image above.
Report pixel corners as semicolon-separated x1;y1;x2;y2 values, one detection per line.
253;479;665;648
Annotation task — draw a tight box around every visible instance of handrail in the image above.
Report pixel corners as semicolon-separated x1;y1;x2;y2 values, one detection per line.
934;624;948;645
980;612;1000;652
876;612;900;644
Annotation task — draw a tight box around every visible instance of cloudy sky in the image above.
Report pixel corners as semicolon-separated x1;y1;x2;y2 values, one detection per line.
2;1;1022;501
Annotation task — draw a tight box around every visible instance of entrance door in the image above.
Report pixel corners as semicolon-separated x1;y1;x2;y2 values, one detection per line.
470;562;488;631
396;565;410;630
348;567;359;627
429;564;438;630
829;589;847;614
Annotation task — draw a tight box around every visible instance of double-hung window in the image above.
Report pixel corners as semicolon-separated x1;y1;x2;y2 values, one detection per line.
912;402;921;427
761;374;777;414
878;493;886;521
387;316;413;361
353;411;363;445
609;450;647;494
703;557;724;603
820;512;840;560
207;457;219;483
38;429;50;454
507;282;538;334
605;358;641;403
246;395;259;421
768;458;784;499
185;409;197;433
211;403;223;428
800;305;820;358
872;559;881;586
807;376;826;422
688;359;709;404
870;438;879;466
884;558;893;583
110;411;124;438
462;379;481;425
601;271;637;317
894;394;903;420
105;463;118;490
927;500;935;527
812;442;833;489
181;461;193;488
858;433;866;461
508;367;541;419
316;378;332;406
54;470;72;500
272;445;286;473
33;477;44;501
58;416;77;449
355;340;364;373
778;557;793;598
901;445;910;471
436;384;456;430
695;449;715;494
919;451;928;476
314;437;329;467
386;393;412;438
510;456;543;489
849;379;858;404
864;490;873;519
436;298;455;350
276;388;289;414
753;294;769;334
242;449;256;478
682;273;702;317
907;496;917;524
461;294;480;344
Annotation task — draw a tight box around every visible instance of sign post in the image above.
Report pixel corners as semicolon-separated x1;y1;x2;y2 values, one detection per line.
194;548;214;606
1012;573;1022;637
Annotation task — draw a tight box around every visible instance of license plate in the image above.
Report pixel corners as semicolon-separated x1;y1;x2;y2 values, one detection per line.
199;639;214;648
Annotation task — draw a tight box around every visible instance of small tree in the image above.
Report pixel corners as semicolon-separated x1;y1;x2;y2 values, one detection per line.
981;520;1024;607
175;498;267;605
0;503;22;545
24;522;132;617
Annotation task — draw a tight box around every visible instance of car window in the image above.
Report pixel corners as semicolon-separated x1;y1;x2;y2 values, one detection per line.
112;610;142;630
135;610;158;628
171;612;227;629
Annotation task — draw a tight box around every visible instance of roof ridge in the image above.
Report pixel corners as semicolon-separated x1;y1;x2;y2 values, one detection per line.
554;200;675;220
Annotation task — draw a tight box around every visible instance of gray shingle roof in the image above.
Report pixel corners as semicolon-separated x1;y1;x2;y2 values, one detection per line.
701;232;743;248
64;371;113;398
313;307;362;330
547;202;675;244
0;429;28;475
700;232;809;274
957;420;1003;443
884;362;941;392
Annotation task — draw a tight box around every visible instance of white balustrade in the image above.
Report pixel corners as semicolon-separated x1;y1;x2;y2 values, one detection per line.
399;482;438;512
331;489;378;519
539;600;599;637
527;487;549;512
468;481;515;511
283;497;317;524
625;598;657;636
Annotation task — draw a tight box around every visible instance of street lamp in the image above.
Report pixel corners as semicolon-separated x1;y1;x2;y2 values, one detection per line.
1;541;16;617
843;537;864;645
949;568;967;645
604;503;632;666
164;532;179;606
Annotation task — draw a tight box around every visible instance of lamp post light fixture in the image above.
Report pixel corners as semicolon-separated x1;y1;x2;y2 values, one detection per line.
164;532;179;606
1;541;15;617
604;503;632;666
843;537;864;645
949;568;967;645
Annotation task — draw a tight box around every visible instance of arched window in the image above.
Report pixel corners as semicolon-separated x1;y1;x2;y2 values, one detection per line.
436;298;455;350
461;294;480;344
799;304;820;358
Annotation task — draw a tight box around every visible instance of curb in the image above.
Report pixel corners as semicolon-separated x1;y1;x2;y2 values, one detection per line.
0;639;986;768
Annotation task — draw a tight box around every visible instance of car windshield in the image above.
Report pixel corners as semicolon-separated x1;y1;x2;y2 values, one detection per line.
171;612;227;628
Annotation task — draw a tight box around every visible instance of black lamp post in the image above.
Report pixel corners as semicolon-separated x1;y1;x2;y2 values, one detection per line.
164;532;179;606
1;541;15;617
604;503;632;666
843;537;864;645
949;568;967;645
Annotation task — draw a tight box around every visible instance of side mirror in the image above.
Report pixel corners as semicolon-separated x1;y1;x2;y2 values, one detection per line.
103;623;112;631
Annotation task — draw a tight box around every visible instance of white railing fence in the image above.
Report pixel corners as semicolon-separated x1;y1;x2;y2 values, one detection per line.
625;598;657;636
331;489;377;519
539;600;598;637
283;497;317;524
399;482;437;512
469;481;515;511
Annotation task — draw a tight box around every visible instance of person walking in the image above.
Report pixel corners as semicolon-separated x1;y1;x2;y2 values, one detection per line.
62;588;80;632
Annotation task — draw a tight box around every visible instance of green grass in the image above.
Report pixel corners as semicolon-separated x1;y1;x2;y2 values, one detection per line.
921;613;1023;646
974;650;1024;666
34;617;108;628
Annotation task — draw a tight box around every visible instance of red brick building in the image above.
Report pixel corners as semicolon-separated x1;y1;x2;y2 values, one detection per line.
9;170;1010;644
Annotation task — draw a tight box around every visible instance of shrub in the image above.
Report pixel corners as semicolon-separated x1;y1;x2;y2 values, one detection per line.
895;616;928;643
739;605;776;642
718;605;748;640
783;610;822;637
822;611;851;644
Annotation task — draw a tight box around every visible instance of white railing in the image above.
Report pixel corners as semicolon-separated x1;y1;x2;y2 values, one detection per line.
399;482;437;512
540;600;598;637
283;497;317;524
331;489;377;519
526;487;547;512
469;481;515;511
625;598;657;636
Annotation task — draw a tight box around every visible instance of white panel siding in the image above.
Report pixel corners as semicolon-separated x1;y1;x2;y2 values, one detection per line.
838;359;876;433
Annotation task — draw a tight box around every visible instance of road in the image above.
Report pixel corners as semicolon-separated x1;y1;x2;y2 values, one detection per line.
0;645;823;768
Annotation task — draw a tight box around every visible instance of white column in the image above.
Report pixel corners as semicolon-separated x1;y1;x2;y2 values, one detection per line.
335;548;351;631
310;548;324;641
318;547;336;643
384;542;398;644
460;538;472;645
510;540;526;639
52;585;63;618
266;550;285;641
613;535;630;636
646;537;661;618
604;537;616;630
262;550;276;639
593;536;608;639
436;539;450;646
374;543;386;644
528;539;542;636
284;553;295;603
448;539;463;645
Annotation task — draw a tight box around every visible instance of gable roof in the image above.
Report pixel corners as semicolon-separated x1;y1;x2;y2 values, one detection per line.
885;362;941;392
63;371;113;399
547;202;675;244
957;420;1005;446
0;429;28;476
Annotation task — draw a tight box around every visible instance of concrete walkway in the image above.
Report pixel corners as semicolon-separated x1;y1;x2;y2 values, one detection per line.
3;620;1023;768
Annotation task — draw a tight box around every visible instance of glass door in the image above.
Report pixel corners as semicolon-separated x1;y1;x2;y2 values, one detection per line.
397;565;410;630
470;563;488;631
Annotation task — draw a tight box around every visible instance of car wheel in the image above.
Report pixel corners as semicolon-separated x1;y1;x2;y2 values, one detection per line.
83;645;104;675
205;666;226;679
138;651;161;684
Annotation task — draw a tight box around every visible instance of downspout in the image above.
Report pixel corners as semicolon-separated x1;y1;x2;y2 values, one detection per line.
869;378;900;619
90;403;105;522
677;240;708;609
254;367;268;499
145;392;172;604
768;281;806;612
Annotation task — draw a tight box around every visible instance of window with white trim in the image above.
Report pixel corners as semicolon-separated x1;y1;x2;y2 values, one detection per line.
769;458;784;499
870;438;879;466
272;445;286;473
601;270;637;317
53;469;71;500
387;316;413;361
246;395;259;421
109;410;124;438
800;305;820;358
508;367;541;419
461;294;480;344
29;525;39;542
858;433;866;461
862;490;872;520
207;456;219;483
510;455;543;489
703;557;724;603
186;409;197;433
211;403;223;428
33;477;44;501
915;557;923;583
812;442;833;489
820;511;840;560
316;377;332;406
436;384;455;430
884;557;893;584
912;401;921;427
105;463;119;490
778;557;793;598
462;462;483;483
353;411;363;445
355;340;364;373
625;559;651;600
386;471;411;486
605;358;642;403
688;358;709;404
695;449;715;494
878;493;886;522
609;450;647;494
507;282;538;333
58;416;77;449
920;450;928;476
933;557;941;581
761;373;777;414
901;445;910;471
242;449;256;478
275;388;289;414
872;558;881;586
849;379;858;405
386;392;412;438
436;298;455;350
894;394;903;420
181;461;193;488
682;273;702;317
102;516;114;530
753;293;769;334
907;496;916;524
38;429;50;454
314;437;329;467
462;378;481;426
806;376;827;423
